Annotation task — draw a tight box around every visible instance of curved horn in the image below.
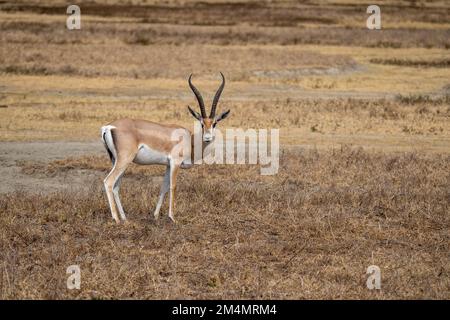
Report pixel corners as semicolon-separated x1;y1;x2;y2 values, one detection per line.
210;72;225;118
188;74;206;118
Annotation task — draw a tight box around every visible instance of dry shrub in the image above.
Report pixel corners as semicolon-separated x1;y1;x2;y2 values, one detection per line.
370;58;450;68
395;94;450;106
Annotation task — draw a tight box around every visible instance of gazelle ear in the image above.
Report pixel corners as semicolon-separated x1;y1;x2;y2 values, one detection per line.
187;106;202;121
216;109;230;122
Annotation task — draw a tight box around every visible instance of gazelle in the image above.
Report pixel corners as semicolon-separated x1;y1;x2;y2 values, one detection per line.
101;73;230;223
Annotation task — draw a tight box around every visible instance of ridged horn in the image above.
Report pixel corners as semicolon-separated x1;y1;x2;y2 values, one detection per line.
188;74;206;118
210;72;225;118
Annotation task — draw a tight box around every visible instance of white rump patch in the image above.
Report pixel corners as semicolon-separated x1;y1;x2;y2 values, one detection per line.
101;125;117;160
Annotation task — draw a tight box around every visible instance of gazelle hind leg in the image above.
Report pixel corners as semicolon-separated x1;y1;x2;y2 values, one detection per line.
104;166;120;223
168;160;179;223
104;156;133;223
113;173;127;220
153;167;170;220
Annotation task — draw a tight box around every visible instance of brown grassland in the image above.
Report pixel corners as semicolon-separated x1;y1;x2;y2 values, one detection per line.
0;0;449;299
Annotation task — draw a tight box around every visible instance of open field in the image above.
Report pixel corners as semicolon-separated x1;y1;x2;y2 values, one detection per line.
0;0;449;299
1;147;449;299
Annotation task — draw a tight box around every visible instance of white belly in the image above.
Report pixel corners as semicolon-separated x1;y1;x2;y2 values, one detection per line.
133;144;169;165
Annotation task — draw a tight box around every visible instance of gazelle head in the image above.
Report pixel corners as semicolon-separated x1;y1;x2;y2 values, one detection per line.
187;72;231;143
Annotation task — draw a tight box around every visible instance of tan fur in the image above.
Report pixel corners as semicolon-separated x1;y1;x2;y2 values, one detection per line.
203;118;213;130
102;118;192;223
102;74;229;224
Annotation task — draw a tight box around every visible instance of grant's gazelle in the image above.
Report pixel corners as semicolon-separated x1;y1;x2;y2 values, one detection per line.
101;73;230;223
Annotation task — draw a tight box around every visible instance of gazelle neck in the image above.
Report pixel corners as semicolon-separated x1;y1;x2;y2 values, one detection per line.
190;133;213;165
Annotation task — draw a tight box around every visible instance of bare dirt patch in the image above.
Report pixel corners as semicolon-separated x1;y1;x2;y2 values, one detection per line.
0;141;102;194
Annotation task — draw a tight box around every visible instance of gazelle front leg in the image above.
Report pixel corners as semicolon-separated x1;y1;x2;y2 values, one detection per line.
153;167;170;220
168;158;180;223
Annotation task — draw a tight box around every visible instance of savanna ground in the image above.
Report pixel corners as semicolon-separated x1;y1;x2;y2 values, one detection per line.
0;0;449;299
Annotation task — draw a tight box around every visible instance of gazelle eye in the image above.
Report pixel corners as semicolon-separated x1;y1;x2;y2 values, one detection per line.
213;123;217;128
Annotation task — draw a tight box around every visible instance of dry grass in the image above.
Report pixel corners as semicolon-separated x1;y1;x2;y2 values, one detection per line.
1;1;449;145
1;1;449;48
1;96;449;153
0;44;356;79
1;0;449;300
18;154;161;177
1;147;449;299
